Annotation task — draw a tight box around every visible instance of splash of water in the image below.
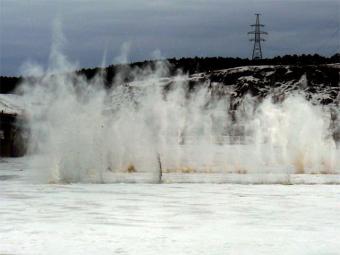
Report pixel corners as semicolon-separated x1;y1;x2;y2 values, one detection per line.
19;25;340;184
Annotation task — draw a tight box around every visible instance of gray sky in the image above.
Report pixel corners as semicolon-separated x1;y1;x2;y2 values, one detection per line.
0;0;339;76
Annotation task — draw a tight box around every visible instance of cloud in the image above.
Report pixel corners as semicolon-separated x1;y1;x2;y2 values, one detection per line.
0;0;339;75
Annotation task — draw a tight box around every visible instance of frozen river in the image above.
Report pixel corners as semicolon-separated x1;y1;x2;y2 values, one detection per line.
1;158;340;255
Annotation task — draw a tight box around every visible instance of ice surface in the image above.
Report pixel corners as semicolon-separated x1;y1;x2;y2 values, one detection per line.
1;158;340;255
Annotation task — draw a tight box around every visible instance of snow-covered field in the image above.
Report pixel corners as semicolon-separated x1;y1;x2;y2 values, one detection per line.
1;158;340;255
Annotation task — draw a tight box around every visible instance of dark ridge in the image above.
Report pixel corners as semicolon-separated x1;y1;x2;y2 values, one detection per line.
1;53;339;93
0;76;23;93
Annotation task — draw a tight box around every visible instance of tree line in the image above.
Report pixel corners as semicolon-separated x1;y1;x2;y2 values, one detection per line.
1;53;339;93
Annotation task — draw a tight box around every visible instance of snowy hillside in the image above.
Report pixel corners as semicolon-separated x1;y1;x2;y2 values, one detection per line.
188;64;340;105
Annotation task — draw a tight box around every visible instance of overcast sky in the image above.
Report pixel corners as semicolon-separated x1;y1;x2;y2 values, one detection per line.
0;0;339;76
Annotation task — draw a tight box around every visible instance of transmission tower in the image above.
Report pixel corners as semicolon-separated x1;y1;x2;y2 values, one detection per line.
248;14;267;60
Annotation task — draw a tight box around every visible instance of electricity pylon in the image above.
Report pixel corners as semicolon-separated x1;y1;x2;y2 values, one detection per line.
248;14;267;60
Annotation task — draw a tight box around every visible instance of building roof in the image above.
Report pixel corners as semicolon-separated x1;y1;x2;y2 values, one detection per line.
0;94;25;116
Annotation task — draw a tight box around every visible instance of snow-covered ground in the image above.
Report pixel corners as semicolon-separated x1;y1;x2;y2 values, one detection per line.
1;158;340;255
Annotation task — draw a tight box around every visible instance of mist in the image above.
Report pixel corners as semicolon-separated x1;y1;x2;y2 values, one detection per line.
17;28;339;184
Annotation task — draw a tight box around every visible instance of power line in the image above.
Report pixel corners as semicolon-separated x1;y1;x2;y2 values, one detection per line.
248;14;268;60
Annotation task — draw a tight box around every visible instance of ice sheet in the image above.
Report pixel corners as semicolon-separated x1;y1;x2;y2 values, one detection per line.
1;158;340;255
